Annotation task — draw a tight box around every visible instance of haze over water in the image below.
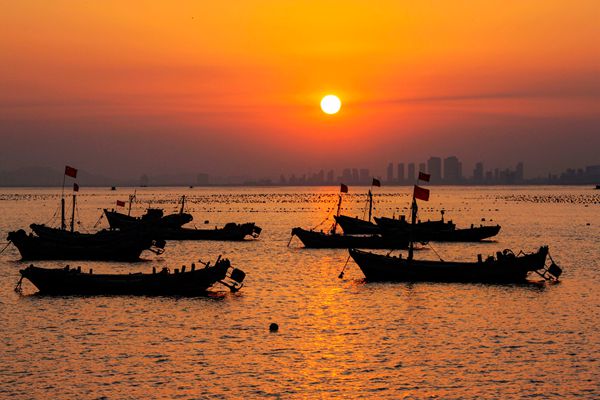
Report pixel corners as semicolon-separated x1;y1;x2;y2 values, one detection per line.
0;186;598;398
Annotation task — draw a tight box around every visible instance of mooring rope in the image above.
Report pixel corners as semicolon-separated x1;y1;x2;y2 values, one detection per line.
338;254;352;279
311;206;336;231
427;242;445;262
92;213;104;229
0;240;12;255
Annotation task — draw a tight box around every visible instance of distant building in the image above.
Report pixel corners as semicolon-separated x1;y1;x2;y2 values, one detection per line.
419;163;426;176
473;162;484;183
407;163;415;182
360;168;370;184
140;174;149;187
342;168;352;183
516;162;524;182
326;170;334;184
443;156;460;184
352;168;359;184
586;165;600;176
397;163;405;184
427;157;441;182
386;163;394;183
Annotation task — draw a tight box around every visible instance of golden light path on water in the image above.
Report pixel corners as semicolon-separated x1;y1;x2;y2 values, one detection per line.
1;186;598;398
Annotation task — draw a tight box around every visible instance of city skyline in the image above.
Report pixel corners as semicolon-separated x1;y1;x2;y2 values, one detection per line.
1;158;598;187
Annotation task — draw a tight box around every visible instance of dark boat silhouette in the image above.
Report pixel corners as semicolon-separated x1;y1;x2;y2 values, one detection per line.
104;194;193;230
349;246;559;283
290;192;408;249
290;227;408;249
156;222;262;241
333;188;381;234
374;214;500;242
333;215;380;235
7;172;165;261
17;256;245;296
8;224;165;261
347;183;561;283
104;195;261;241
334;191;500;242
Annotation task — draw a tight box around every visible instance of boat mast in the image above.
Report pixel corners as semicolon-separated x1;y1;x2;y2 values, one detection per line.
70;192;76;232
127;191;136;216
332;194;342;234
368;190;373;222
61;174;66;230
408;196;417;261
180;195;186;214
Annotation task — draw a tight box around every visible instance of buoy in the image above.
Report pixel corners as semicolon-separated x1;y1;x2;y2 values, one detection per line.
269;323;279;332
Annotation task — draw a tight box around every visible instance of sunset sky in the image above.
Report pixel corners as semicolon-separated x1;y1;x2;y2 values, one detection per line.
1;0;599;179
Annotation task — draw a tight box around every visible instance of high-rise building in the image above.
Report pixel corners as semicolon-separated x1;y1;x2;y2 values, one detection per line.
397;163;405;184
326;170;334;183
473;162;484;183
342;168;352;183
515;162;524;182
360;168;370;184
386;163;394;183
427;157;441;182
352;168;359;183
407;163;415;182
443;156;460;184
419;163;427;176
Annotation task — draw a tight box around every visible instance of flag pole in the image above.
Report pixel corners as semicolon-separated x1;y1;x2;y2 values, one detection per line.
408;192;417;261
61;173;66;230
70;189;76;232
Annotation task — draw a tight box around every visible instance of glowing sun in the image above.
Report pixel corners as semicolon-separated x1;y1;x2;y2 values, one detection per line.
320;95;341;114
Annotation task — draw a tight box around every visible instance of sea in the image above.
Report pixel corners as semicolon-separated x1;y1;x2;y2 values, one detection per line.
1;186;598;399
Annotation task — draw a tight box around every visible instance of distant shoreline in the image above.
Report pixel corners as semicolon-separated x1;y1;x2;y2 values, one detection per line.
0;183;597;188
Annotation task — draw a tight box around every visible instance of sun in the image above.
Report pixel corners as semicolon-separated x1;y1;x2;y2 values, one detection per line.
320;95;341;115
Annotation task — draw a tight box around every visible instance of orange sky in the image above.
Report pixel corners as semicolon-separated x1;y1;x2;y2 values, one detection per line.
1;1;599;178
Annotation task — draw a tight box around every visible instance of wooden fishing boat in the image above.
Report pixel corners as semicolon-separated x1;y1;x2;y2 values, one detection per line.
16;256;245;296
333;215;380;235
291;227;408;249
291;189;409;249
349;246;560;283
376;216;500;242
334;188;381;235
7;224;165;261
104;194;193;230
375;214;455;233
345;183;562;283
157;223;262;241
7;170;165;261
105;195;261;241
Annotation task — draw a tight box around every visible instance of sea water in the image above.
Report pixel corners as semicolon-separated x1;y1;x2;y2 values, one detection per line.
1;186;598;399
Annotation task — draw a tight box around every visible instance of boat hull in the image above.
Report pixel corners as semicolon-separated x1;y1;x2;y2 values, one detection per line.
104;209;193;230
291;227;408;249
375;217;500;242
155;223;262;241
334;215;380;235
349;247;549;283
8;225;160;261
20;259;241;296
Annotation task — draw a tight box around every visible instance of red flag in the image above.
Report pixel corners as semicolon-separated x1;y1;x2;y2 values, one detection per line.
65;165;78;178
116;200;126;207
413;185;430;201
372;178;381;187
73;183;79;192
418;171;430;182
340;183;348;193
